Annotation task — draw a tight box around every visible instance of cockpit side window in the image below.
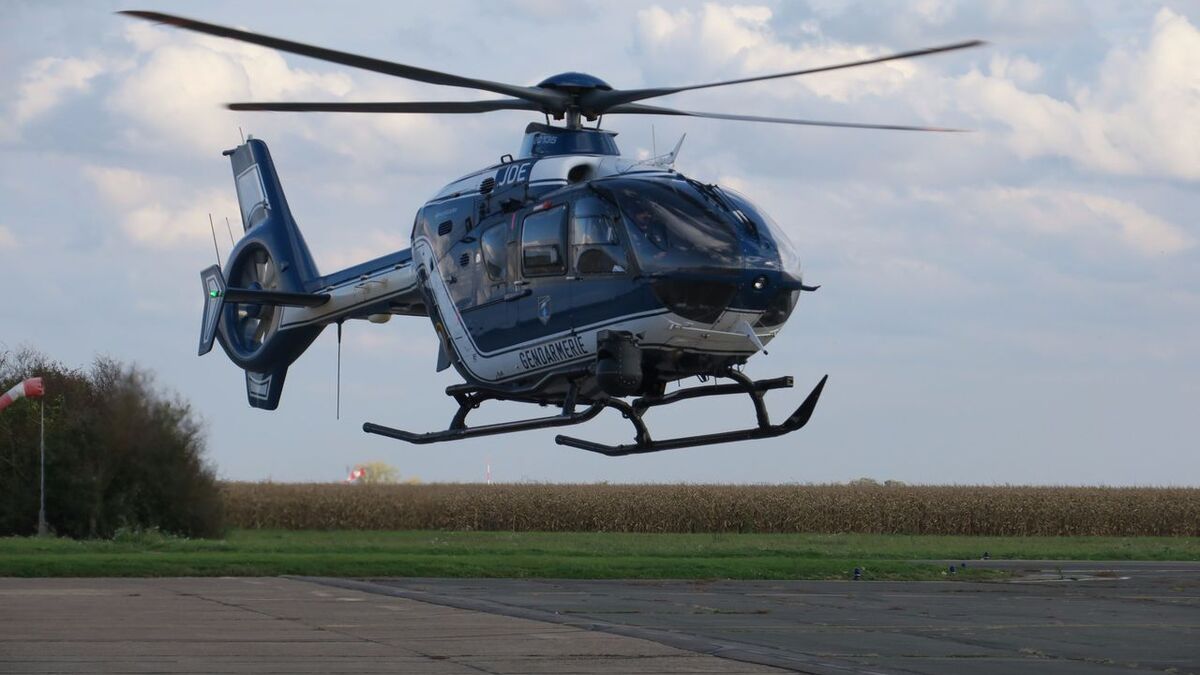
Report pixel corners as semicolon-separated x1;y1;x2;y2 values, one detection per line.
480;222;508;281
521;206;567;276
570;197;628;275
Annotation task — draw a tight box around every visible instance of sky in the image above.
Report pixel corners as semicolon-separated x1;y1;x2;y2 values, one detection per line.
2;0;1198;485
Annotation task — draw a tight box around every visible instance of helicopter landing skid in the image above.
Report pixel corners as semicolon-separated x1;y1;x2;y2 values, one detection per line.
362;384;607;445
363;370;828;455
556;371;828;456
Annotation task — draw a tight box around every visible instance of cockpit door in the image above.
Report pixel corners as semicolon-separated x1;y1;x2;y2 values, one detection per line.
460;216;516;356
514;205;572;343
565;194;635;331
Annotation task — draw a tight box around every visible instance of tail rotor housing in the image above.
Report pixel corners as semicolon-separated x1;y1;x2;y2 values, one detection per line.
210;139;324;407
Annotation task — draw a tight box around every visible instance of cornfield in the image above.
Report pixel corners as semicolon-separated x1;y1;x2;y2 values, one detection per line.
221;483;1200;536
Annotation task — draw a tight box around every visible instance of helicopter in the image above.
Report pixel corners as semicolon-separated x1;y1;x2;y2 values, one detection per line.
124;11;980;456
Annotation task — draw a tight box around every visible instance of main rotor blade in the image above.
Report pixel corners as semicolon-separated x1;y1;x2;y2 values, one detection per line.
606;103;968;132
584;40;984;111
227;99;541;114
120;11;564;110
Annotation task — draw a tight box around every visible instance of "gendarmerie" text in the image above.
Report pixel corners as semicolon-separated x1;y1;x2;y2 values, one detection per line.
518;335;588;370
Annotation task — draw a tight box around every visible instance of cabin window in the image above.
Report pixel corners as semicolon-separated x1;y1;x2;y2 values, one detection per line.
480;222;507;281
521;206;567;276
570;197;627;274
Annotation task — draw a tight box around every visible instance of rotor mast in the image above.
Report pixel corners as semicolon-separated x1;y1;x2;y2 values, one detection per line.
535;72;613;130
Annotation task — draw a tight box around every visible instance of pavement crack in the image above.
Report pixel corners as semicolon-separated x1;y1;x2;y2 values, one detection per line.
163;581;398;650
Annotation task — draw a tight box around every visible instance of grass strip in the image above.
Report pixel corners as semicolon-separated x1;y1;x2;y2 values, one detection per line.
1;530;1194;579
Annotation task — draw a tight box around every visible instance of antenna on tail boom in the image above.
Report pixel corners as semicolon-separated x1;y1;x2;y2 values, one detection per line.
207;213;222;267
336;321;343;420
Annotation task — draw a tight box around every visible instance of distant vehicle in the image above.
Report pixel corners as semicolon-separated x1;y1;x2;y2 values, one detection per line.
125;11;978;455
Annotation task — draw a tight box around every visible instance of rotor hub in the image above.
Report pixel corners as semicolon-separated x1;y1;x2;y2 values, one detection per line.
536;72;613;93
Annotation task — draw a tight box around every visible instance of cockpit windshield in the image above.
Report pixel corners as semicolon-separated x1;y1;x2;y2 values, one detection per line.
602;178;742;273
719;188;802;280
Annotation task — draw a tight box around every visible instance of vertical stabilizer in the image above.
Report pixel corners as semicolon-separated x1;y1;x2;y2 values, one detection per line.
246;367;288;410
227;138;321;290
200;138;327;410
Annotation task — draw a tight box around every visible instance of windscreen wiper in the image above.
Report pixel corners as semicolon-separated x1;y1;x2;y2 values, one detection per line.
684;177;758;237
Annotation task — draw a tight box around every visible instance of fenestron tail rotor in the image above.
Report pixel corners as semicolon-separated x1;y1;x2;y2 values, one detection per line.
230;247;280;355
121;10;982;131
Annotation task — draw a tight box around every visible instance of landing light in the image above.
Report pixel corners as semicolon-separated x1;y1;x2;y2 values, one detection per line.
752;276;768;291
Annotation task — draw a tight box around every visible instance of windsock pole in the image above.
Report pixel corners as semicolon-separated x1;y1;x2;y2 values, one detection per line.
38;398;46;536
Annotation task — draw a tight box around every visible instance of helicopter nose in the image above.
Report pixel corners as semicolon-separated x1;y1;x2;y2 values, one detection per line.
734;268;791;309
651;268;794;326
706;266;799;330
740;268;802;328
650;277;738;325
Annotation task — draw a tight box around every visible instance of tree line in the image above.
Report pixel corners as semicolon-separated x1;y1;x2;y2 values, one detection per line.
0;349;224;538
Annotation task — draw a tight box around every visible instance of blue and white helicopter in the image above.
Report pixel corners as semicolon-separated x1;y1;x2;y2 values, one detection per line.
126;11;978;455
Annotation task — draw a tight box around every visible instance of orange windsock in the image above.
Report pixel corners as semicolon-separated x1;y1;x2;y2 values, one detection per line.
0;377;45;413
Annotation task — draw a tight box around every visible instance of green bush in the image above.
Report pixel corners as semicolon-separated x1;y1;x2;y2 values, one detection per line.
0;349;224;538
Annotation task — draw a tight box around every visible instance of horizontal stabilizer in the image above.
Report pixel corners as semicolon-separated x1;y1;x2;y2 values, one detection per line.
221;287;331;307
199;265;329;356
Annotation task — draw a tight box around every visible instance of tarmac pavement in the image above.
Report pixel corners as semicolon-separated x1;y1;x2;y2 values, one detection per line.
2;561;1198;674
0;577;781;674
350;560;1200;674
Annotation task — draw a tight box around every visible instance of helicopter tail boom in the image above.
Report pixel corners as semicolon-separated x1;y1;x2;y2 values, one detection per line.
201;138;422;410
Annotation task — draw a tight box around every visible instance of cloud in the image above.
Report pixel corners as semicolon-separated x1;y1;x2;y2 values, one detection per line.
932;185;1193;258
632;4;1199;183
986;53;1042;86
634;3;918;103
0;225;15;249
1;56;107;140
84;165;238;249
958;8;1200;180
13;56;106;126
108;25;354;154
104;22;465;168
